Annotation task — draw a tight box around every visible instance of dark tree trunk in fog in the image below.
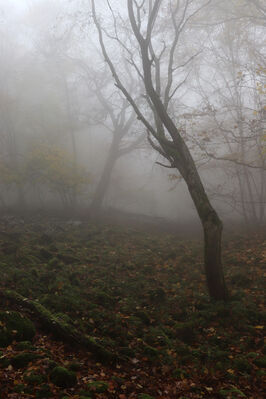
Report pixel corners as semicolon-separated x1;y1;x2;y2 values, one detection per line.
83;64;144;214
90;142;117;213
184;164;226;300
92;0;228;300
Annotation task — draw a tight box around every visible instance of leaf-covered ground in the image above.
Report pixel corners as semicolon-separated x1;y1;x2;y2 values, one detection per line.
0;217;265;398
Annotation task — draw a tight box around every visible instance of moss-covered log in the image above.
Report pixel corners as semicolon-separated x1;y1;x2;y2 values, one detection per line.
0;289;117;363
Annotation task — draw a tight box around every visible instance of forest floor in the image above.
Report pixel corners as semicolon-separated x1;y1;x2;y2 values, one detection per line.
0;216;265;399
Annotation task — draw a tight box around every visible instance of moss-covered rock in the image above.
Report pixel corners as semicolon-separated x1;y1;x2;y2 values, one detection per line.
0;311;36;347
233;357;252;373
11;352;39;369
87;380;108;393
50;366;77;388
78;391;92;398
253;356;266;368
36;384;52;398
138;394;155;399
0;355;10;368
68;361;83;371
15;341;35;351
24;372;45;385
13;384;26;394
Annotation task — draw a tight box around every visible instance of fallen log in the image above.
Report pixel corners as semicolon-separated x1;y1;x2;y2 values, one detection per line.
0;289;117;364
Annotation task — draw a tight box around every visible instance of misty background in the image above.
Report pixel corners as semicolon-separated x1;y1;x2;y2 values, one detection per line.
0;0;265;232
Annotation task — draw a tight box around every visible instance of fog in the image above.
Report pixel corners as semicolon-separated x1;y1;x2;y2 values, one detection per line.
0;0;265;232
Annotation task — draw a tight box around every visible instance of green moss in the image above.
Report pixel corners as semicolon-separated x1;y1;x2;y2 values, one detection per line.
36;384;52;398
50;366;77;388
256;369;266;376
0;355;10;368
233;357;252;373
24;372;45;385
230;273;252;288
78;391;92;398
46;359;58;370
134;310;150;325
246;352;259;359
138;394;155;399
119;346;135;358
143;344;160;360
0;311;36;347
11;352;39;369
253;356;266;368
87;381;108;393
148;287;166;303
219;386;246;397
174;321;196;343
15;341;35;351
68;361;83;371
172;368;189;378
14;384;26;393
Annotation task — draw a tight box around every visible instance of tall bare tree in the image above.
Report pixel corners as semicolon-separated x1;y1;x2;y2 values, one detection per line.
83;66;145;212
191;15;266;229
91;0;228;300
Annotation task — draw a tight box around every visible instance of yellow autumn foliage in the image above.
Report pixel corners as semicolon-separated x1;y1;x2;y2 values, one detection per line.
0;160;20;185
25;143;91;194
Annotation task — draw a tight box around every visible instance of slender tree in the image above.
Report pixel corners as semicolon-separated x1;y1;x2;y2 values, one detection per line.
81;66;145;212
91;0;228;300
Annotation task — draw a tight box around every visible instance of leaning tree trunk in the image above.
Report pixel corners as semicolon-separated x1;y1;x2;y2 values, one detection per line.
184;166;227;300
139;40;228;300
139;61;228;299
91;0;228;300
162;136;228;300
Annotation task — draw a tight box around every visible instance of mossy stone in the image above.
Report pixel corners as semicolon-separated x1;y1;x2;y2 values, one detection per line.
15;341;35;351
14;384;26;393
78;392;92;399
87;380;108;393
36;384;52;398
50;366;77;388
0;356;10;368
253;356;266;368
0;311;36;347
256;369;266;376
68;361;82;371
46;359;58;370
233;357;252;373
11;352;39;369
24;372;44;385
